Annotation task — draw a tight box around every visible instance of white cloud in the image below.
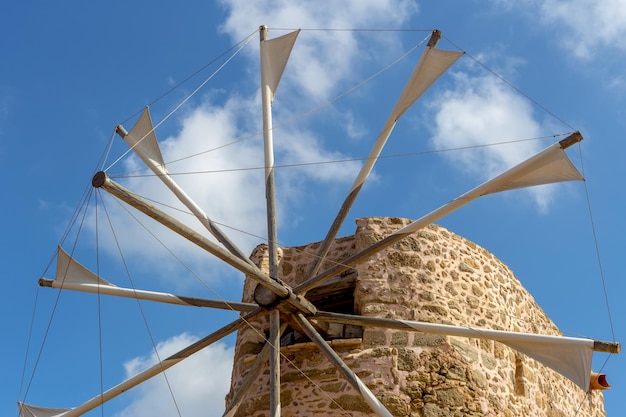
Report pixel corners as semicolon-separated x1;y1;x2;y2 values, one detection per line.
429;70;559;211
343;110;368;140
521;0;626;59
114;333;234;417
275;126;363;183
157;98;268;252
218;0;418;100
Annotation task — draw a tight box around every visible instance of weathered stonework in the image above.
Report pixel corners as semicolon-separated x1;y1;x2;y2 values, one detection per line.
226;217;606;416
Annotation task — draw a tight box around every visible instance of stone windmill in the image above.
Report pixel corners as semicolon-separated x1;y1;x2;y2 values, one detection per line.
21;26;619;417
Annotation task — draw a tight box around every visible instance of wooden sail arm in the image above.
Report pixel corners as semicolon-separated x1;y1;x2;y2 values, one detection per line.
258;27;301;417
18;311;263;417
559;130;583;148
313;311;620;353
296;133;585;294
41;246;256;313
594;340;621;354
303;30;464;281
91;171;317;315
313;310;620;391
293;313;394;417
38;277;258;313
115;110;255;267
224;322;289;417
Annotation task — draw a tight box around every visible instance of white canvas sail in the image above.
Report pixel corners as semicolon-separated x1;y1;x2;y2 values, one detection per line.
260;29;300;102
117;107;256;264
307;31;463;280
313;312;604;391
55;246;112;286
43;248;257;312
481;143;584;195
400;320;593;390
349;44;463;193
119;108;165;170
391;137;584;239
391;47;464;122
18;404;69;417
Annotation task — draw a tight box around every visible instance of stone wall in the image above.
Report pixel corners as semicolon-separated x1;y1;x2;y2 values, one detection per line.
226;217;606;416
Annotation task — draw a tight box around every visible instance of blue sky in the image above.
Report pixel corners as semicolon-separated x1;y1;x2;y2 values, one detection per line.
2;1;625;416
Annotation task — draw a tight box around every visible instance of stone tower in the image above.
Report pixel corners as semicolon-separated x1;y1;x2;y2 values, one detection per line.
226;217;606;416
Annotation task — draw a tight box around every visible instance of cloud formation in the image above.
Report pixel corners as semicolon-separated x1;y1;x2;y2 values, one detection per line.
114;334;234;417
538;0;626;59
219;0;418;100
428;67;561;212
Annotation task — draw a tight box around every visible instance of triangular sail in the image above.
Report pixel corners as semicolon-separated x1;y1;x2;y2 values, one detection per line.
296;135;584;294
120;108;165;170
400;320;593;390
260;29;300;102
116;108;256;265
313;312;599;391
382;135;584;237
55;246;113;286
305;33;463;280
482;145;583;195
391;48;464;122
43;248;257;312
388;137;585;237
348;45;464;193
18;403;70;417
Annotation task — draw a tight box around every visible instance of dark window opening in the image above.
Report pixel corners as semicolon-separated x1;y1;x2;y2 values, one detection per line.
279;269;363;347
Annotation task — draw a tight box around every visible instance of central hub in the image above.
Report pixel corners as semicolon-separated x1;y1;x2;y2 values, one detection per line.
253;283;283;309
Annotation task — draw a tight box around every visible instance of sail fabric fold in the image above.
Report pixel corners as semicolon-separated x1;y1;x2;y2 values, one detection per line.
260;30;300;102
481;145;583;195
380;142;584;256
18;403;70;417
400;319;593;390
122;108;165;170
55;246;114;287
349;46;463;193
391;48;463;121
